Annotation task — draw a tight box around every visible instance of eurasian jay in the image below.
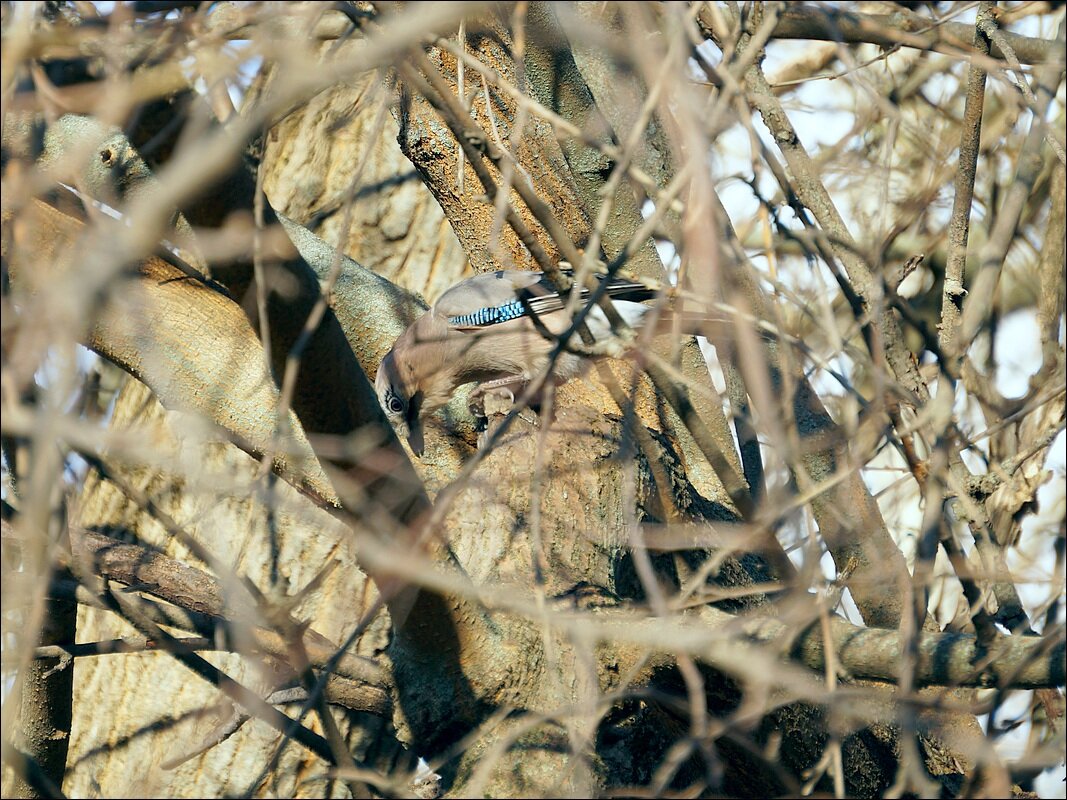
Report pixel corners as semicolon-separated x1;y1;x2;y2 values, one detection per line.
375;269;662;457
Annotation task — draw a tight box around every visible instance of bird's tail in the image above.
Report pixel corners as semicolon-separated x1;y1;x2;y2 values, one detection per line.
581;300;776;358
548;269;778;345
645;308;775;342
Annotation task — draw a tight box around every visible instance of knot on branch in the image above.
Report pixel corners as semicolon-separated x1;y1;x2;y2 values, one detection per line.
943;278;967;298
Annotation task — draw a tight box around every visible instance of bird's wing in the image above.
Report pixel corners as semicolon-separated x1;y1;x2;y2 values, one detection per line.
436;270;656;330
434;271;546;329
522;273;655;318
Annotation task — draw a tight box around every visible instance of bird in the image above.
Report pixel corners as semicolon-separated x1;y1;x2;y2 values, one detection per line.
375;269;683;457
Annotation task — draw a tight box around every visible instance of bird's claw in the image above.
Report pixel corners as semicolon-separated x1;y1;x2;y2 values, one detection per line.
468;384;517;422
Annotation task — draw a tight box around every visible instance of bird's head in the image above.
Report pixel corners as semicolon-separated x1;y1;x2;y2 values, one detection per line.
375;349;426;457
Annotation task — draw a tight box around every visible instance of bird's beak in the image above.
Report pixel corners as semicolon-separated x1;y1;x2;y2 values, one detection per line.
406;422;425;458
404;390;425;458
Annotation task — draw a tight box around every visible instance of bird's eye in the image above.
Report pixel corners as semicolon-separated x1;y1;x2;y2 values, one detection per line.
385;394;404;415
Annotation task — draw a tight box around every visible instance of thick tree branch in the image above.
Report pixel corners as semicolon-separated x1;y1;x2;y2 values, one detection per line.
768;3;1064;65
0;517;394;717
592;604;1066;691
2;198;336;504
71;530;389;694
6;595;76;799
38;573;393;719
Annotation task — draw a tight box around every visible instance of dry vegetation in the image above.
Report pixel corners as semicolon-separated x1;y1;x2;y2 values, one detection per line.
1;1;1065;797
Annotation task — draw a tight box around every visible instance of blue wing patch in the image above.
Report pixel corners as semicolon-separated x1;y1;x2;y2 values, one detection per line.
448;299;527;328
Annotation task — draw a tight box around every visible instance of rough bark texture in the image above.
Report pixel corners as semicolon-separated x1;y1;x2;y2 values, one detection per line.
4;596;76;800
13;58;465;800
395;11;741;509
390;401;769;796
261;65;471;301
380;12;941;797
3;3;1063;798
63;378;400;798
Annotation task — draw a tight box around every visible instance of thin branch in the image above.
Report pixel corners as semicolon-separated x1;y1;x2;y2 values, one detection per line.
939;1;995;361
957;17;1067;348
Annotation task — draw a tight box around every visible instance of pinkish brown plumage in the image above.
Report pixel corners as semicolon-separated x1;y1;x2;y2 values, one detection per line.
375;270;658;456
